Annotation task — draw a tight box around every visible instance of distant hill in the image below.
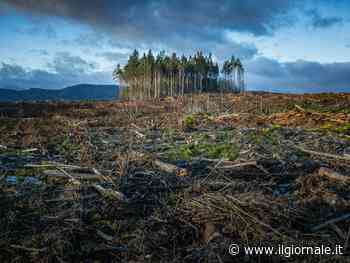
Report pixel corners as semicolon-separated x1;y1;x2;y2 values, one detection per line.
1;85;24;91
0;84;119;102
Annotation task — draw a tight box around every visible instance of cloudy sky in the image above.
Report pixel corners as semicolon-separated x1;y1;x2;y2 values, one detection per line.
0;0;349;93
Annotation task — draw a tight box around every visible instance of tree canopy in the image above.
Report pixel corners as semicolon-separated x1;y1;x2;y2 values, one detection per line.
113;50;244;100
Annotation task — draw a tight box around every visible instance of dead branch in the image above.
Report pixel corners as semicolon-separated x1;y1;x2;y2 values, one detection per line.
96;230;115;242
25;163;82;170
218;161;257;170
42;170;102;182
295;146;350;162
10;245;47;253
192;157;235;166
294;104;306;112
311;213;350;232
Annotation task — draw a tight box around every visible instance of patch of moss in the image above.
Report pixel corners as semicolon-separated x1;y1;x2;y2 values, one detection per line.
166;132;238;161
182;113;211;131
320;123;333;130
183;115;195;130
206;143;239;160
316;122;350;135
262;124;281;136
248;124;281;146
334;123;350;135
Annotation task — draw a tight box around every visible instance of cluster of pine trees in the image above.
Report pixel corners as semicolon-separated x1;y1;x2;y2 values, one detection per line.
113;50;245;100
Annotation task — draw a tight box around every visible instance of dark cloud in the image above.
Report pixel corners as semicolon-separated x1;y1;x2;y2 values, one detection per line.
246;57;350;92
2;1;304;63
152;33;259;61
2;0;300;59
3;1;298;36
2;1;349;93
307;9;343;29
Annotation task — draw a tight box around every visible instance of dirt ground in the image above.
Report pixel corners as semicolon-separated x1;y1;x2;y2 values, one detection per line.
0;92;350;262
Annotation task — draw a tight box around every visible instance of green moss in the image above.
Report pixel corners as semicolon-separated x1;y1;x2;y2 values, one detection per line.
166;132;238;161
247;125;281;146
206;143;239;160
183;115;195;130
315;122;350;135
334;123;350;135
182;113;211;131
178;145;194;160
262;124;281;136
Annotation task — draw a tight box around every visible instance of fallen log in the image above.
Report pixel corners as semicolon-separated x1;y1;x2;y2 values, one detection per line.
131;150;189;176
96;230;116;242
294;104;306;112
153;159;188;176
92;185;126;201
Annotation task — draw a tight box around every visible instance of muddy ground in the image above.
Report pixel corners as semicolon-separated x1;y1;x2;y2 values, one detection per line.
0;92;350;262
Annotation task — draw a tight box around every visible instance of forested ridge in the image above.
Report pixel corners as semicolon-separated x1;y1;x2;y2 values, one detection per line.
113;50;245;99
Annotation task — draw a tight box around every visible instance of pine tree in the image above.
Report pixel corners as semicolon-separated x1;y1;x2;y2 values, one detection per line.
114;50;244;100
